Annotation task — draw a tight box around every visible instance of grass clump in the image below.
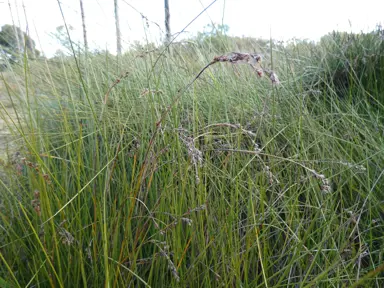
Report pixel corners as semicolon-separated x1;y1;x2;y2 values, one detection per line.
0;30;384;287
298;28;384;113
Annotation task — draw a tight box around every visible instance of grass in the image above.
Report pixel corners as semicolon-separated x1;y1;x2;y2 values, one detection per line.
0;29;384;287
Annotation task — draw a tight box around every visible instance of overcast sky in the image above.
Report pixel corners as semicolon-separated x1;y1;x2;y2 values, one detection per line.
0;0;383;57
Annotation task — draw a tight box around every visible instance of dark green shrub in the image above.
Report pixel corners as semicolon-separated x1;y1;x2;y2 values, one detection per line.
309;27;384;107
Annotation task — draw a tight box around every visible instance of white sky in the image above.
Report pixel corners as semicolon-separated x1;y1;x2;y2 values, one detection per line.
0;0;383;57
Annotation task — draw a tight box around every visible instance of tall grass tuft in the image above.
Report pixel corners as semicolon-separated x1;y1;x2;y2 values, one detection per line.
1;28;384;287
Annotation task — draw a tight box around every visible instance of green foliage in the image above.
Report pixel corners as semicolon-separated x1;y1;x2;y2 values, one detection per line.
52;25;79;52
303;27;384;109
0;31;384;287
194;23;231;53
0;24;40;61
